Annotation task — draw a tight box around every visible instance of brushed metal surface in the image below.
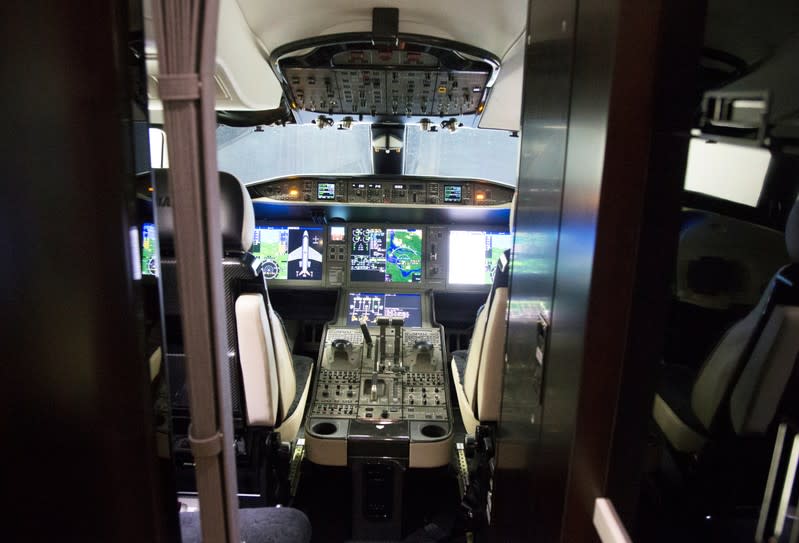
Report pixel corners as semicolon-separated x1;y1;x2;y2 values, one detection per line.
491;1;577;540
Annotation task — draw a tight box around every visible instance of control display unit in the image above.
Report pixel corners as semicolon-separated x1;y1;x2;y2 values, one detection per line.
252;226;325;280
141;222;158;277
448;230;513;285
347;292;423;328
350;227;423;283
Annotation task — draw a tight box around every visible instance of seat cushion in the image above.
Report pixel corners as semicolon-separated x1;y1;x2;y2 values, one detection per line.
180;507;311;543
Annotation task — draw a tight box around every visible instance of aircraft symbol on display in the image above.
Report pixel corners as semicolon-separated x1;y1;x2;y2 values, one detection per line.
287;230;323;277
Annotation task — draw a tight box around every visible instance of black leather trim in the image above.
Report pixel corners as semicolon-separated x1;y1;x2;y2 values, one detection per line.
657;364;706;434
452;350;468;389
285;355;313;421
152;168;250;256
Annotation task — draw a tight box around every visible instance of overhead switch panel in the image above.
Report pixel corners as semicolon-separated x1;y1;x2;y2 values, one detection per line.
273;36;499;126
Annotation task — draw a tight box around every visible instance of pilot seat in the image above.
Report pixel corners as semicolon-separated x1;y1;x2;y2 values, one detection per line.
155;169;313;504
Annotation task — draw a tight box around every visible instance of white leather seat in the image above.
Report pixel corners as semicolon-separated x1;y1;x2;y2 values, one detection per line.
155;169;312;442
653;198;799;453
236;290;312;442
451;250;511;435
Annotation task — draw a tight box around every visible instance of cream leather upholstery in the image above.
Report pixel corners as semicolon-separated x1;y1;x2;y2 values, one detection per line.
452;251;510;434
475;287;509;423
654;198;799;453
266;301;298;421
235;294;280;427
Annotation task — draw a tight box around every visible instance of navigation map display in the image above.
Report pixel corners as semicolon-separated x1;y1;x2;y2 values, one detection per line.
347;292;423;327
350;227;423;283
141;222;159;277
251;226;324;280
448;230;512;285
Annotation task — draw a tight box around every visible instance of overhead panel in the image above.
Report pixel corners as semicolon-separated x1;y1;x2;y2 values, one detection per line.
274;37;499;126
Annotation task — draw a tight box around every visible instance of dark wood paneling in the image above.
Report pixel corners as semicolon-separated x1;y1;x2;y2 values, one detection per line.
0;1;172;541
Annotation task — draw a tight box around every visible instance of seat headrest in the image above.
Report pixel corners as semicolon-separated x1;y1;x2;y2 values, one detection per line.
492;249;511;289
153;169;254;257
788;197;799;263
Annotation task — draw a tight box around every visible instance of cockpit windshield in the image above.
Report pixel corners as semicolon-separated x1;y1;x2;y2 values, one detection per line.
217;124;520;187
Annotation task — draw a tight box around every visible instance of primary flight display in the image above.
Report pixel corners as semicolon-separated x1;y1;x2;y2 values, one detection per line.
251;226;325;280
142;222;512;288
350;227;423;283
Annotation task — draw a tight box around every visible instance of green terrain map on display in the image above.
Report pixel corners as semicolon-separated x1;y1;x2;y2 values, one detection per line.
386;229;423;282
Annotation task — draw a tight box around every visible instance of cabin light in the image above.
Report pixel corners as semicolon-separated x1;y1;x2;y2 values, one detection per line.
148;187;154;192
289;189;299;197
475;193;485;201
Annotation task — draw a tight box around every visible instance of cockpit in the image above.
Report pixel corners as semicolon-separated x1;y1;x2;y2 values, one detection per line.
7;0;799;542
135;4;530;540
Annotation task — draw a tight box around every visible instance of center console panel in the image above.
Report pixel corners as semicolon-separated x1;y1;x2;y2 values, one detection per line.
304;293;452;469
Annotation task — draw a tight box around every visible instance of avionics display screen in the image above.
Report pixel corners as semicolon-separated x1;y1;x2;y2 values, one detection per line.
251;226;324;280
141;223;159;277
347;292;423;327
317;182;336;200
350;227;423;283
448;230;512;285
443;185;462;203
329;225;346;242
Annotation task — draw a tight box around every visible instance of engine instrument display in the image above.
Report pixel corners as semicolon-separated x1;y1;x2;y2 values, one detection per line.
252;226;325;280
350;227;423;283
448;230;512;285
347;292;423;327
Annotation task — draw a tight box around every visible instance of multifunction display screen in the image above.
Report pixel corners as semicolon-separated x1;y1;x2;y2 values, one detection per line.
251;226;324;280
350;227;423;283
347;292;423;327
141;222;159;277
443;185;462;203
448;230;512;285
317;182;336;200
